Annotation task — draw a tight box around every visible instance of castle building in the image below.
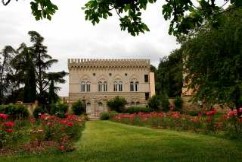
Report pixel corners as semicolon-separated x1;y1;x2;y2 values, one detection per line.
68;58;155;117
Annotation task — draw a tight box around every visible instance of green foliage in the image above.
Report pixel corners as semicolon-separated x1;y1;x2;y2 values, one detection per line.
183;8;242;109
0;104;29;119
124;106;151;114
174;96;183;111
2;31;67;106
3;0;242;38
100;111;118;120
107;96;127;113
71;100;85;115
30;0;58;20
161;96;170;112
148;95;161;111
83;0;153;36
33;106;46;119
50;102;68;118
156;49;183;97
0;45;16;104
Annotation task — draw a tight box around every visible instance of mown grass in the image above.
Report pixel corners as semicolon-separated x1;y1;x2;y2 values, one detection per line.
1;120;242;162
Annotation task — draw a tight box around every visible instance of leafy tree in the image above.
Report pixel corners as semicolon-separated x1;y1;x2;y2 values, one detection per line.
0;46;16;104
182;8;242;114
156;49;183;97
27;31;58;105
3;31;66;105
47;71;68;104
11;43;37;103
107;96;127;113
2;0;242;37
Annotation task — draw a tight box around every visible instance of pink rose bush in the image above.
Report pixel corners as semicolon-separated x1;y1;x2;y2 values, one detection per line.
112;108;242;137
29;113;85;152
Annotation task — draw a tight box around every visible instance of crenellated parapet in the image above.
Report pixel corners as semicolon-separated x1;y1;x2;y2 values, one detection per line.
68;58;150;70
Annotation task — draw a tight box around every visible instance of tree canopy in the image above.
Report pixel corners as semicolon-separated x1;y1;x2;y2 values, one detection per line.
2;0;242;37
0;31;67;107
182;8;242;111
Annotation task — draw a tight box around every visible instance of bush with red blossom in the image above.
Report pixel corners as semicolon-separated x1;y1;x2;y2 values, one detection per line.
0;113;15;149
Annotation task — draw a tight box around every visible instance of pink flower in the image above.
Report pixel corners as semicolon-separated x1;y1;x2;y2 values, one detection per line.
0;113;8;120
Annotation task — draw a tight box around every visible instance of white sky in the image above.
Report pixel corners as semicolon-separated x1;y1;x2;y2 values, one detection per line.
0;0;226;96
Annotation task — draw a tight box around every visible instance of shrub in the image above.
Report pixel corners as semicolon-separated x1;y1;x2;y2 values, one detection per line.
174;96;183;111
71;100;85;115
100;111;118;120
124;106;151;114
161;96;170;112
107;96;127;113
50;102;68;118
33;106;46;119
1;104;29;119
100;112;110;120
148;95;161;111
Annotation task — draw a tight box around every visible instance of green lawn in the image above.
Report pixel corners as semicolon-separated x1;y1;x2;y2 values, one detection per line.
1;121;242;162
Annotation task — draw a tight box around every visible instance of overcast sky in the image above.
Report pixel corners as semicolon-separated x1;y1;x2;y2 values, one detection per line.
0;0;226;96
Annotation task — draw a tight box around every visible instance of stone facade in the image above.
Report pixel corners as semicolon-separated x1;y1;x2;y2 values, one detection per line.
68;58;155;118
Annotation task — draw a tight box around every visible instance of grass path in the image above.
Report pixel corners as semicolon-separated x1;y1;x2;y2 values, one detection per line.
2;121;242;161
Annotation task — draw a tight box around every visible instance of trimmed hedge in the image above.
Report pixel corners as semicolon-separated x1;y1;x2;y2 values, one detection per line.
124;106;151;114
0;104;29;119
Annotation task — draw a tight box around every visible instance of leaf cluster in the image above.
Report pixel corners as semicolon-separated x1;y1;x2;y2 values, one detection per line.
182;8;242;108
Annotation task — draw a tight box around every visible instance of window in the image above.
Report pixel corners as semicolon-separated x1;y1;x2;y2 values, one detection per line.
118;81;123;91
103;81;108;91
87;81;91;92
144;75;149;82
130;80;139;91
81;81;86;92
114;81;118;91
130;81;134;91
98;81;102;92
114;80;123;91
145;93;149;100
80;81;91;92
98;81;108;92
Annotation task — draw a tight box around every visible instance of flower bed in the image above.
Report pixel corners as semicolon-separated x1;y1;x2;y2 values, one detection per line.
112;108;242;138
0;113;86;155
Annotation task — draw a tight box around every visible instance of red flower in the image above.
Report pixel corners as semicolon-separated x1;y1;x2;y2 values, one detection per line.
0;113;8;120
59;145;65;151
5;129;13;133
227;110;237;118
66;122;74;127
206;109;216;116
3;121;15;127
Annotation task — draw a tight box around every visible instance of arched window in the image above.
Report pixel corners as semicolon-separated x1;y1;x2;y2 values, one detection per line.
98;81;102;92
103;81;108;91
81;81;86;92
98;81;108;92
80;81;91;92
130;79;139;92
130;81;134;91
135;81;139;91
114;80;123;91
114;81;118;91
119;81;123;91
87;81;91;92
